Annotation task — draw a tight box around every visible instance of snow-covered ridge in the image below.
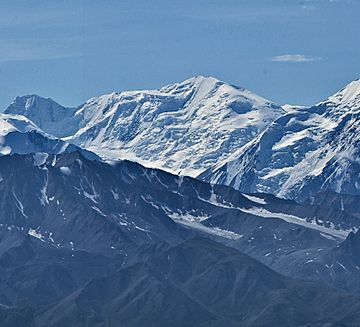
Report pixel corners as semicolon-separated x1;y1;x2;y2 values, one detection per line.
0;113;40;135
0;113;46;155
202;78;360;201
325;79;360;107
0;113;98;159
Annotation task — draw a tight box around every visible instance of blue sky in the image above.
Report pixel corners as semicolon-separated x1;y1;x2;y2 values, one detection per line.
0;0;359;109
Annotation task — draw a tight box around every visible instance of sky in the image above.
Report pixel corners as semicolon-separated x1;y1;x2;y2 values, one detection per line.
0;0;359;110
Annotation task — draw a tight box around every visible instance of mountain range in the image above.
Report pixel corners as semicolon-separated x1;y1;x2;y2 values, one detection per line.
5;76;360;202
1;151;360;326
5;76;285;178
1;76;360;326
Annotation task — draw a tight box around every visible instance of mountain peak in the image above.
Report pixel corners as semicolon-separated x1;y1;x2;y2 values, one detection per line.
157;75;225;98
5;95;71;122
6;94;60;113
326;78;360;107
5;95;78;138
186;74;223;84
179;75;249;94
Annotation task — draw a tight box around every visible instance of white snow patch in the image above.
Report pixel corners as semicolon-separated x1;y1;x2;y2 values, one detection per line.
242;207;348;239
60;166;71;175
28;228;45;241
320;233;336;241
91;206;106;216
33;153;48;166
84;190;98;203
242;194;267;205
48;232;55;243
12;190;28;218
170;217;241;240
40;172;49;206
336;261;348;271
0;146;11;155
166;211;209;223
167;211;240;240
111;189;119;200
134;225;149;232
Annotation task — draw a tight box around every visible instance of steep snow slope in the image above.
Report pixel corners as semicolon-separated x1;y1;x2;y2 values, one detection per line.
202;79;360;201
70;76;284;176
0;113;97;159
5;76;284;177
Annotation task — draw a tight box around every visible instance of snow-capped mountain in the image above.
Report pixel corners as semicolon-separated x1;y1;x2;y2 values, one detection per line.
0;113;98;159
5;76;284;177
202;79;360;201
5;77;360;201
